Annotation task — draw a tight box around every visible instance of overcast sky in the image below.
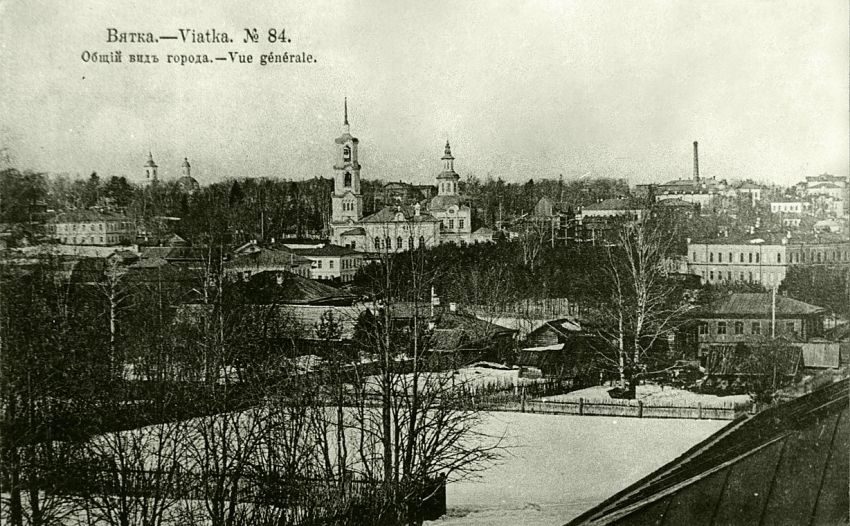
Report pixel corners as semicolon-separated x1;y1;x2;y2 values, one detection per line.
1;0;847;187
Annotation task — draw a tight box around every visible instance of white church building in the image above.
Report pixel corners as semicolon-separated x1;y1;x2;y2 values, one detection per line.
329;101;472;252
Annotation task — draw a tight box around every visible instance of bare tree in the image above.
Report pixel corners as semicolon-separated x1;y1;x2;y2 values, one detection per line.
349;225;503;524
600;217;691;392
79;421;186;526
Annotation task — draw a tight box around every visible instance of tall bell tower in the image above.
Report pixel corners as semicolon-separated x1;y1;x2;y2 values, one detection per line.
331;98;363;224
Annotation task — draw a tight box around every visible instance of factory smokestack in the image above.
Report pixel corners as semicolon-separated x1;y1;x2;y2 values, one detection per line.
693;141;700;182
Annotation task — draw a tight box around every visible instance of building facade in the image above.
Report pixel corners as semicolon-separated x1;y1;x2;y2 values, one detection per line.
686;292;826;357
687;233;850;288
285;243;364;282
48;211;135;246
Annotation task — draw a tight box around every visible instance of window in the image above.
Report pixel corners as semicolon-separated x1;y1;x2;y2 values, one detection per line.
343;146;351;162
751;322;761;335
317;260;322;269
717;321;727;335
777;253;781;263
448;219;454;229
728;252;732;262
709;270;714;281
408;236;414;249
755;253;760;263
739;253;744;262
693;252;697;261
718;253;722;263
709;253;714;262
351;241;356;250
749;271;753;282
727;271;731;281
749;253;753;263
734;321;744;335
374;237;381;249
459;219;464;229
344;172;352;187
385;237;391;250
397;237;403;249
419;236;425;247
698;322;708;335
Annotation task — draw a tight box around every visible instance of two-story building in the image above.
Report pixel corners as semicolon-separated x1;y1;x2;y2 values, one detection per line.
285;243;364;282
685;292;826;358
687;232;850;288
48;210;135;246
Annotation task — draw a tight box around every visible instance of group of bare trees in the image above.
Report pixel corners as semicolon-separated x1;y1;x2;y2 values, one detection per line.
1;238;502;526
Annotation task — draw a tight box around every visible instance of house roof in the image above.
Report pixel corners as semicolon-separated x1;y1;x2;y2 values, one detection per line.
225;247;311;268
339;227;366;236
230;270;357;305
582;198;643;211
360;205;440;223
566;376;849;526
289;244;360;257
427;195;468;211
428;312;516;352
48;210;130;223
690;293;826;319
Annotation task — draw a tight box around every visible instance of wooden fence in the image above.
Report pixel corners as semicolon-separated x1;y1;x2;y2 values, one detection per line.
474;396;751;420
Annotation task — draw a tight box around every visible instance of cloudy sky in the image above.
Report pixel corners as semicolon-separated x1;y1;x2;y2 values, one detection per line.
1;0;846;187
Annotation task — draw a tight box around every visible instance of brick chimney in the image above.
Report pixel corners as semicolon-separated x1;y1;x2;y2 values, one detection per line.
693;141;700;182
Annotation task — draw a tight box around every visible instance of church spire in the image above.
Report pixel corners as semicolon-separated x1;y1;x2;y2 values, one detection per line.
344;97;349;126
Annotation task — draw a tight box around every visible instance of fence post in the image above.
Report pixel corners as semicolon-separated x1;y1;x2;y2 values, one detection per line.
521;387;526;413
579;397;584;416
637;400;643;418
697;402;702;420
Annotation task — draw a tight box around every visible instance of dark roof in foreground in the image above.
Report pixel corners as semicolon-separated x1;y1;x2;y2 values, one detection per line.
566;376;849;526
689;293;825;318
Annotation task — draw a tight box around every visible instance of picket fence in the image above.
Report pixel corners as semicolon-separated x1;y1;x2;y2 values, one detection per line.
473;395;751;420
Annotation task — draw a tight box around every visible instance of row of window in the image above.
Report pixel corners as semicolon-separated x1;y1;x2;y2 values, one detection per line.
342;202;356;212
696;248;850;265
699;320;796;336
442;218;465;230
60;235;122;245
701;269;783;286
700;251;764;264
374;236;426;250
313;258;362;271
56;222;132;233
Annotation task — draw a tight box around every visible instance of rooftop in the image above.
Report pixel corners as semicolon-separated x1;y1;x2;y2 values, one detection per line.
690;293;826;318
566;377;849;526
360;205;440;224
230;270;357;305
48;210;130;223
289;244;361;257
582;198;643;211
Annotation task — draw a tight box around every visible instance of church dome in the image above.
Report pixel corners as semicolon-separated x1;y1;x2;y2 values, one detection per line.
178;176;200;193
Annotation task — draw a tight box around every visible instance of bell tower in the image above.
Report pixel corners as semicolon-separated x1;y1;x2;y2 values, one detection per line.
436;140;459;196
144;151;158;182
331;98;363;223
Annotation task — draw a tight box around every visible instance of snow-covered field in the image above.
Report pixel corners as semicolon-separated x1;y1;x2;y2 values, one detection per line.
426;411;727;526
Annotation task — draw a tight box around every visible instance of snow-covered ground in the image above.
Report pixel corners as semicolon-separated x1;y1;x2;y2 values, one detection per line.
426;411;727;526
541;383;751;406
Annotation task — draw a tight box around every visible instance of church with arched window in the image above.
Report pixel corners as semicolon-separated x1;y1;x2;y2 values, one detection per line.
329;100;445;253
